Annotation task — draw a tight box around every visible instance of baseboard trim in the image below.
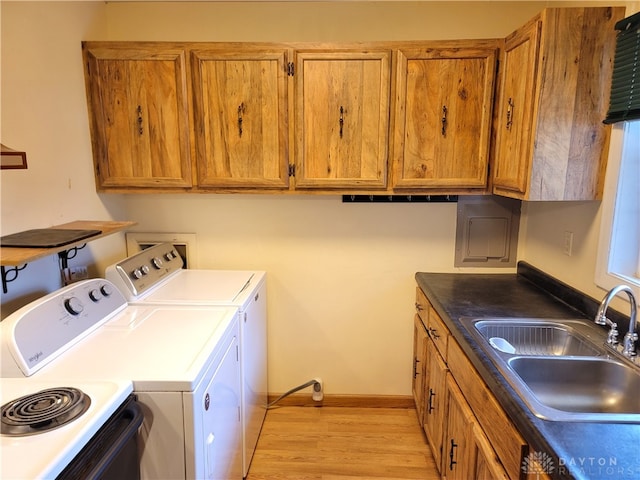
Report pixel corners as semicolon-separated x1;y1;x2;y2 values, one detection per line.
267;393;415;408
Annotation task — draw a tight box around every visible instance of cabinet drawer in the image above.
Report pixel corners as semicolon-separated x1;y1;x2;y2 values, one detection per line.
415;287;429;324
448;339;527;480
427;305;449;361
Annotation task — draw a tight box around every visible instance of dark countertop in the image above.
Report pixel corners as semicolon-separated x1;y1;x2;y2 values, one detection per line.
415;262;640;480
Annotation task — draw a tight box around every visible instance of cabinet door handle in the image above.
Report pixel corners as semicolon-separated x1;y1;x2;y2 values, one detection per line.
339;106;345;138
449;438;458;470
428;388;435;413
441;105;448;136
413;358;420;379
136;105;144;135
506;97;514;130
415;302;424;311
237;103;246;138
429;328;440;339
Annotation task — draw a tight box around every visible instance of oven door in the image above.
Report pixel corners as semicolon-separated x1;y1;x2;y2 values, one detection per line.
57;395;143;480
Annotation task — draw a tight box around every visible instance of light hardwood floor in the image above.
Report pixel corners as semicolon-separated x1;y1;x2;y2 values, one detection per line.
246;406;439;480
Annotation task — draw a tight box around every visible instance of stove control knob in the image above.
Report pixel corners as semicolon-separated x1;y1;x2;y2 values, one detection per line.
132;268;143;279
100;284;113;297
64;297;84;315
140;265;150;275
88;289;102;302
151;257;164;269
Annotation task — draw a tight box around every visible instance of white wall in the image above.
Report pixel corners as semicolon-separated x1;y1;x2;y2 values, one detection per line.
1;1;633;396
0;2;129;314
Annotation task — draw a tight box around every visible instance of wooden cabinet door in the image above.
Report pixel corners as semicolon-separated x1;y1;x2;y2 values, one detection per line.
412;315;428;424
444;376;475;480
294;50;391;189
424;341;447;471
83;43;192;190
393;44;497;189
191;48;290;189
492;19;541;196
471;423;509;480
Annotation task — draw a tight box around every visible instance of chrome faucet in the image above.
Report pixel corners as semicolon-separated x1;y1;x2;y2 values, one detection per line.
595;285;638;357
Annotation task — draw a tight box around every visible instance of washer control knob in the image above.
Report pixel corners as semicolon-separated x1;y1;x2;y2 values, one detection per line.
140;265;150;275
164;252;174;261
88;289;102;302
151;257;164;269
64;297;84;315
132;268;143;279
100;284;113;297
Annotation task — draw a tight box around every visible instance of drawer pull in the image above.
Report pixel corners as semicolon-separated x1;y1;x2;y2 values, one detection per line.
449;438;458;470
428;388;436;413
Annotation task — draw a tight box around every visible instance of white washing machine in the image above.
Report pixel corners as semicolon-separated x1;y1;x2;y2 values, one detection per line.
1;278;242;480
105;242;267;478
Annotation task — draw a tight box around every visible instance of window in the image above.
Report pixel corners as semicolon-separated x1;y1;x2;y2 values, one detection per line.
596;120;640;297
596;10;640;298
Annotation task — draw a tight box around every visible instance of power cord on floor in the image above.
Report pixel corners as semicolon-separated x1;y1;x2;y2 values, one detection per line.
267;378;322;409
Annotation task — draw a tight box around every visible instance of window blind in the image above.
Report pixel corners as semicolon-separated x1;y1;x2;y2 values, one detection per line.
604;11;640;124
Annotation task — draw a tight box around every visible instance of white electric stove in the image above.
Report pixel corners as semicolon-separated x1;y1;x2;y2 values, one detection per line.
1;278;243;480
0;377;133;479
105;243;267;478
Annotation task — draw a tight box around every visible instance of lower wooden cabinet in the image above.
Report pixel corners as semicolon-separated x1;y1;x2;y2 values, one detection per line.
472;423;509;480
424;338;448;469
412;315;428;422
413;287;527;479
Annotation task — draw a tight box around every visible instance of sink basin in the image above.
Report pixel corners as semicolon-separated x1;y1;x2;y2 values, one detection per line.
508;356;640;422
473;319;602;356
459;317;640;422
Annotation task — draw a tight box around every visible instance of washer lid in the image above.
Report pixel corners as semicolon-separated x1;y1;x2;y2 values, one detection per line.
30;305;239;391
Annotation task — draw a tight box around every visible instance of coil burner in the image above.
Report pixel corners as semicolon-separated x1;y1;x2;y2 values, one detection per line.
1;387;91;436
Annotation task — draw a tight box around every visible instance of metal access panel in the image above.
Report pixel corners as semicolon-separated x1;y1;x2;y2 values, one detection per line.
454;196;521;267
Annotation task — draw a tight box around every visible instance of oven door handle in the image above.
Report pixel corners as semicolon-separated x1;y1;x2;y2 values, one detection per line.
57;395;144;480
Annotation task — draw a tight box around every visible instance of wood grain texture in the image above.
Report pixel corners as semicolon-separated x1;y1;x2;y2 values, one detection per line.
492;7;624;201
393;41;498;189
294;49;391;189
246;406;438;480
191;48;290;189
82;43;193;190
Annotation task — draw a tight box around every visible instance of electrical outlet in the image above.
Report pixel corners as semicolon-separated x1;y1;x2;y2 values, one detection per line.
312;377;324;402
64;266;89;283
563;231;574;256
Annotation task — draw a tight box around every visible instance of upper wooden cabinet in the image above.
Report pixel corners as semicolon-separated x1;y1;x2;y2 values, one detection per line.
190;48;290;189
492;7;624;201
293;49;391;190
82;43;193;190
392;42;498;190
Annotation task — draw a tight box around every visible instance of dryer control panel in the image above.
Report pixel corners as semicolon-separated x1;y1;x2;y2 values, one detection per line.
105;242;184;299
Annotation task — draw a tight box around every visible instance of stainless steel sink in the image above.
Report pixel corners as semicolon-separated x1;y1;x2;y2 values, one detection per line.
473;319;603;356
507;356;640;422
460;317;640;423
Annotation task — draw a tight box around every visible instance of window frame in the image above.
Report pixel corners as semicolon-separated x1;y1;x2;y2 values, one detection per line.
595;120;640;299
